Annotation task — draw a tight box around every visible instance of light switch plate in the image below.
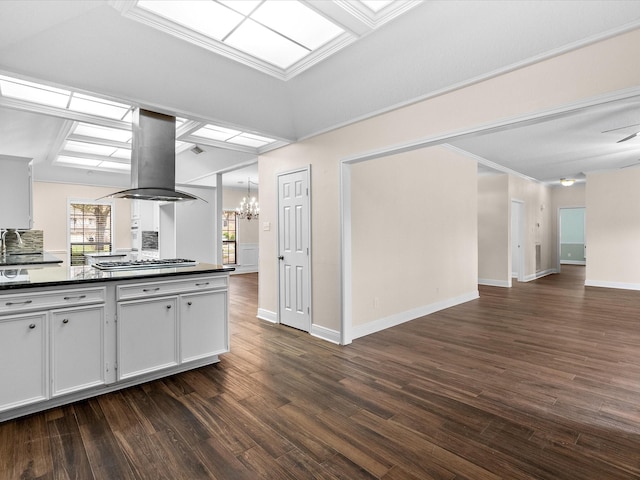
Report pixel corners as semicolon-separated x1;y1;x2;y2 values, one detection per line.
263;221;271;231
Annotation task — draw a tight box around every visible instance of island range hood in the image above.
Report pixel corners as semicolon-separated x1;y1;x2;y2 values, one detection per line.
107;108;199;202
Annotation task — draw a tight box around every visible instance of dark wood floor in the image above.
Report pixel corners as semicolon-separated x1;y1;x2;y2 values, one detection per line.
2;266;640;479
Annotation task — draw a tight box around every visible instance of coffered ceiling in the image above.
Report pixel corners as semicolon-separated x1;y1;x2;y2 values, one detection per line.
0;0;639;189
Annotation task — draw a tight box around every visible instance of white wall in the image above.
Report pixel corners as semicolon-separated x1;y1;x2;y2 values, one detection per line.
478;175;509;286
586;167;640;289
175;185;217;264
33;182;132;262
351;146;478;336
260;28;640;342
509;176;553;279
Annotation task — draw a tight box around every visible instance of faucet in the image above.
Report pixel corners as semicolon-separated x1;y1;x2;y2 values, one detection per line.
0;229;22;256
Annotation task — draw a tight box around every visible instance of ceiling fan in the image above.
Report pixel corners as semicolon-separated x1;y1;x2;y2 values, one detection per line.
617;131;640;143
601;122;640;143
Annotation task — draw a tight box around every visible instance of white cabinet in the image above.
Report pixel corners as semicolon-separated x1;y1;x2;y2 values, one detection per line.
116;275;229;380
180;290;227;362
0;286;106;413
0;155;32;229
0;272;230;421
117;297;178;380
0;312;47;412
51;305;105;397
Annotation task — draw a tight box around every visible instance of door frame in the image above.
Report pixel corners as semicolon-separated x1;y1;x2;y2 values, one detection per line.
557;206;586;271
276;166;312;330
511;199;525;283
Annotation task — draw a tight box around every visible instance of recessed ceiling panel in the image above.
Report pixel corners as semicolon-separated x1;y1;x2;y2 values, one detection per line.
137;0;243;40
225;19;310;69
0;75;70;108
115;0;419;79
251;1;344;50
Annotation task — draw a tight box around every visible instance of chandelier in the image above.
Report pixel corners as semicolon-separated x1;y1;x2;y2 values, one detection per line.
236;178;259;220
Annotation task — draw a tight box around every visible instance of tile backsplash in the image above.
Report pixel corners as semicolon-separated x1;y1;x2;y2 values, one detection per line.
4;230;44;254
141;230;159;251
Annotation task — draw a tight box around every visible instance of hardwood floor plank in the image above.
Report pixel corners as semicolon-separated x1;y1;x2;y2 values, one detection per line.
3;268;640;479
74;399;137;480
47;406;93;480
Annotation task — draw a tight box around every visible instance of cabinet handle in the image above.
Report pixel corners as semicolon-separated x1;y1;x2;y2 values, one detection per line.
63;295;86;300
187;301;192;306
29;323;36;329
62;318;69;324
195;282;209;287
6;300;33;306
143;287;160;292
166;305;172;309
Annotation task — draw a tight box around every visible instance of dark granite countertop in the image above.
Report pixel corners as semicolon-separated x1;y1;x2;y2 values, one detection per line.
0;262;234;291
0;252;63;267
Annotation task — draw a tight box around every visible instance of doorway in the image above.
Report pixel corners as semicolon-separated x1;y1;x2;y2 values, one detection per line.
277;167;311;332
559;207;586;266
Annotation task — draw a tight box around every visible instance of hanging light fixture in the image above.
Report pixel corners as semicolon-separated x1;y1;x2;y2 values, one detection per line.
236;178;259;220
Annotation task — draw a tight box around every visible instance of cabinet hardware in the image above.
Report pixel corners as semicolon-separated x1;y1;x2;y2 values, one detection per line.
187;301;192;306
166;305;172;309
63;295;86;300
143;287;160;292
62;319;69;324
28;323;36;329
195;282;209;286
278;255;284;260
6;300;33;306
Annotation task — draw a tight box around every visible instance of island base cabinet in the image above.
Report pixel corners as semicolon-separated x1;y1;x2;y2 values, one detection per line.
51;306;105;397
117;297;178;381
180;291;228;362
0;313;47;412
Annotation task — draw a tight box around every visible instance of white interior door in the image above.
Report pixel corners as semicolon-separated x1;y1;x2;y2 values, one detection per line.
511;200;524;281
278;169;311;332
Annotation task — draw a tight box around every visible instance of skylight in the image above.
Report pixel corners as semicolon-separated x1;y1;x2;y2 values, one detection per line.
117;1;421;79
0;75;133;120
0;73;284;176
137;0;344;70
72;123;132;143
191;124;276;148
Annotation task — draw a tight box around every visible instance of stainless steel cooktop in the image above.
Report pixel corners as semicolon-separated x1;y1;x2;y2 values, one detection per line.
92;258;197;271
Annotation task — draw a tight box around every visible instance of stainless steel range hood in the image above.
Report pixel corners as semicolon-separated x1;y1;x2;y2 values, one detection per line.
107;108;199;202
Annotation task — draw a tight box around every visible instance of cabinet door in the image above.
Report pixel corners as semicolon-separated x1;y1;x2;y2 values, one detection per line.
51;305;105;397
0;155;32;229
0;312;47;412
180;291;228;363
117;297;178;380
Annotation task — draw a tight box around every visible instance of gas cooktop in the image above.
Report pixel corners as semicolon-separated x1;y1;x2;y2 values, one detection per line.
92;258;197;271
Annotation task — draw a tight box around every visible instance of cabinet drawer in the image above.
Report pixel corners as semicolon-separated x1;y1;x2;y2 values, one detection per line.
0;287;105;315
116;275;227;300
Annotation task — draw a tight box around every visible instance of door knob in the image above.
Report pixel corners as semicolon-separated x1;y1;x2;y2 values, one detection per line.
278;256;284;260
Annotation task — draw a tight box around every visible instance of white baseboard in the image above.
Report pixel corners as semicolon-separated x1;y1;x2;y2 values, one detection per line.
478;278;511;287
310;324;341;344
523;268;557;282
257;308;277;323
585;280;640;291
560;260;586;265
351;290;479;340
230;266;259;275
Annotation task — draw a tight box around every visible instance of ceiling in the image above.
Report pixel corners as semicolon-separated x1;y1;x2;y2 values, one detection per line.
1;0;640;190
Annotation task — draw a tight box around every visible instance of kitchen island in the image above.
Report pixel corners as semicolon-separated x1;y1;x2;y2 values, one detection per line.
0;261;234;422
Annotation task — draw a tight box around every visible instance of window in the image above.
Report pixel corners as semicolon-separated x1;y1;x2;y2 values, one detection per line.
222;210;237;265
69;202;113;265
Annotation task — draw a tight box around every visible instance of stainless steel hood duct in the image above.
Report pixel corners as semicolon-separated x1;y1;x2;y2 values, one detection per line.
107;108;199;202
